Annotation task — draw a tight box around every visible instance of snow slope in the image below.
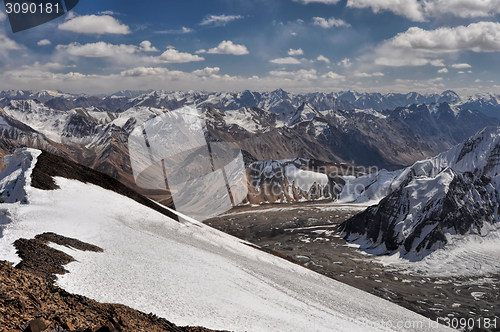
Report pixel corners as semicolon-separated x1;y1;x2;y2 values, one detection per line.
338;169;403;205
0;148;452;332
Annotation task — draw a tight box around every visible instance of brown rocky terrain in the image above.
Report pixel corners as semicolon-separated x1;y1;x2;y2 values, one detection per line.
1;232;228;332
0;260;227;332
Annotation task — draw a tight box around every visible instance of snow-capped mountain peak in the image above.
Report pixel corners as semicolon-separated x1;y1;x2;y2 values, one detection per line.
341;126;500;267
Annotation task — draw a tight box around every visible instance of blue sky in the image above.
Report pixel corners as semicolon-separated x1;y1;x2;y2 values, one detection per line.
1;0;500;95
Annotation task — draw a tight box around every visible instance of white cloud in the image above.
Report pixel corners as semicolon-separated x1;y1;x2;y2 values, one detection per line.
270;69;318;80
192;67;220;76
423;0;500;19
346;0;425;21
374;22;500;67
390;22;500;52
322;72;346;80
338;58;352;68
0;34;23;51
317;55;331;63
0;10;6;21
269;57;302;64
206;40;249;55
288;48;304;56
347;0;500;21
120;67;170;77
21;62;75;71
58;15;130;34
156;27;194;34
56;42;138;57
157;48;205;63
294;0;341;4
313;17;351;28
37;39;51;46
451;63;471;69
438;68;449;73
98;11;116;16
354;71;384;77
200;15;243;26
140;41;158;52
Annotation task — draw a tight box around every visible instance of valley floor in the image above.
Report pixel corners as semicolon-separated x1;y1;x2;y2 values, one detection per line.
205;201;500;332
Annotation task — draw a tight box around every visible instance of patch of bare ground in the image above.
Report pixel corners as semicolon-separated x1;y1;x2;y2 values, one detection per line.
2;233;228;332
205;202;500;332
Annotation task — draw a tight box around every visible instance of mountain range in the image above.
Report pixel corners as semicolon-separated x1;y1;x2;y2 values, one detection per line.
2;88;500;117
1;89;500;209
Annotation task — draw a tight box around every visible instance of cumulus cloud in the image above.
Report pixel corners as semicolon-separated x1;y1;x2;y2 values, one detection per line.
288;48;304;56
56;42;138;57
347;0;425;21
58;15;130;34
374;22;500;67
140;41;158;52
424;0;500;19
347;0;500;21
313;17;351;28
438;68;449;73
200;15;243;26
294;0;341;4
56;40;161;59
270;69;318;80
322;72;346;80
390;22;500;53
451;63;471;68
205;40;249;55
317;55;331;63
157;48;205;63
192;67;220;77
0;34;23;51
338;58;352;68
269;57;302;64
354;71;384;77
120;67;170;77
37;39;51;46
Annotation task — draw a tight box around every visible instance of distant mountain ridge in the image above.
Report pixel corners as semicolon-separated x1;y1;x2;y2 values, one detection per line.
3;88;500;119
1;89;500;211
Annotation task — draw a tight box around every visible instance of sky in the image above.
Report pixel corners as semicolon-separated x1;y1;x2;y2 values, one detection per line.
0;0;500;96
